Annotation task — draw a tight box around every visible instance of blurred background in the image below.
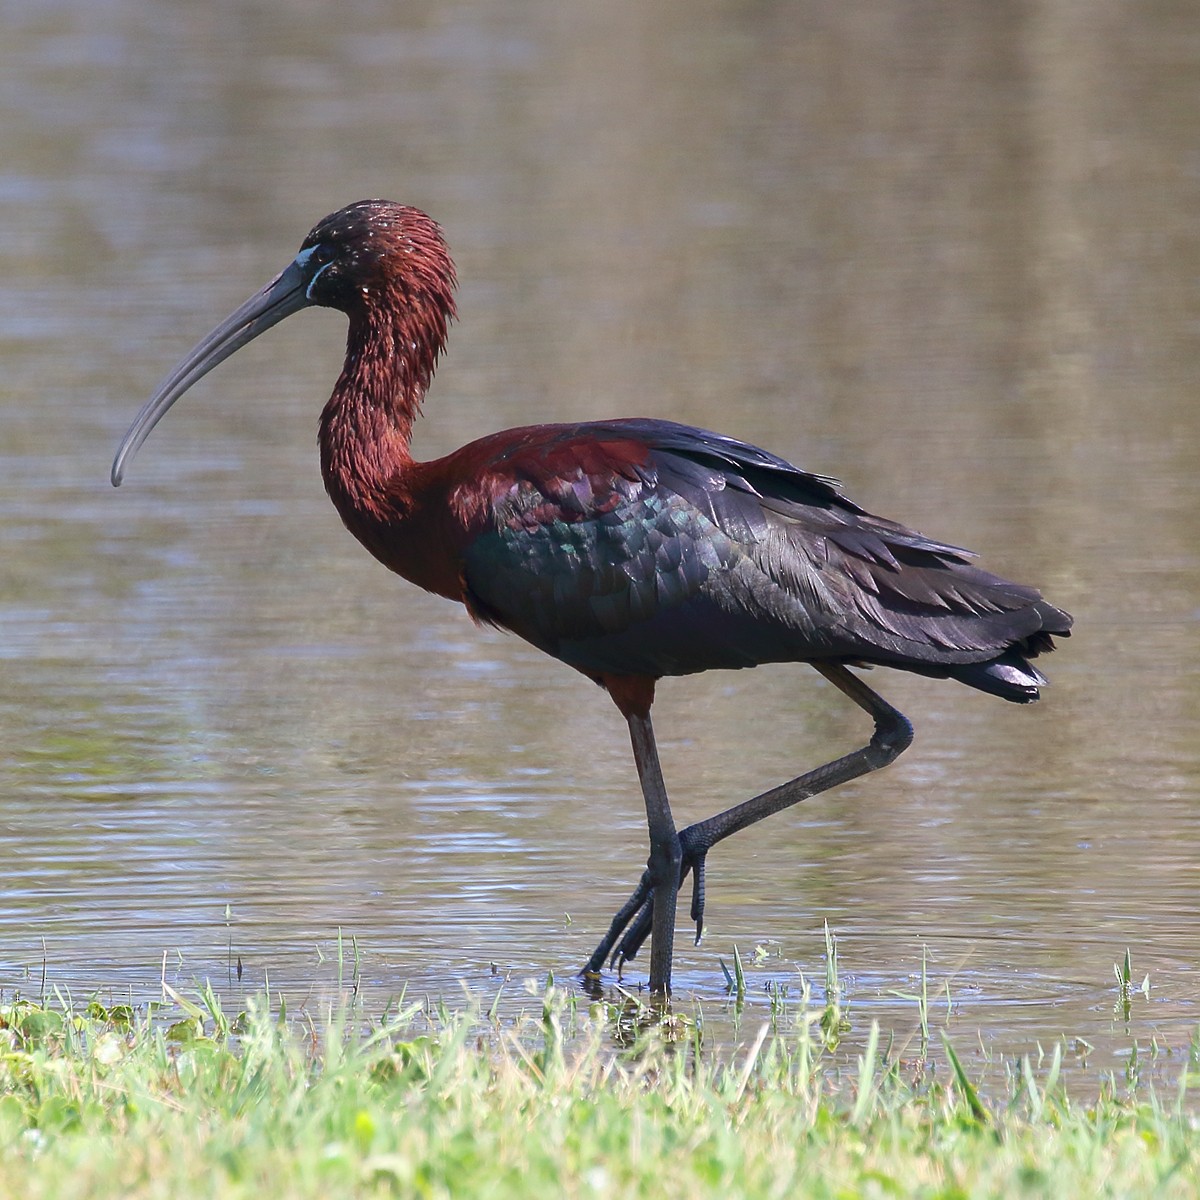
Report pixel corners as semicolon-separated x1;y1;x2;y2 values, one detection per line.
1;0;1198;1074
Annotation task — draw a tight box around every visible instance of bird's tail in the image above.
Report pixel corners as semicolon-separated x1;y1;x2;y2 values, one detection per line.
946;602;1071;703
950;650;1049;703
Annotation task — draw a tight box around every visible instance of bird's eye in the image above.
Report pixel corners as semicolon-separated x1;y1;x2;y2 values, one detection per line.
306;263;339;302
293;244;342;303
295;243;330;274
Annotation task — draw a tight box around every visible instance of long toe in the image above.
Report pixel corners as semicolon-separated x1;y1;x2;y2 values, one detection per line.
582;870;654;976
614;895;655;966
689;850;708;944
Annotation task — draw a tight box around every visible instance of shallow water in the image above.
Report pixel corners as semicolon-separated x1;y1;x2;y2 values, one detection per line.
2;0;1199;1083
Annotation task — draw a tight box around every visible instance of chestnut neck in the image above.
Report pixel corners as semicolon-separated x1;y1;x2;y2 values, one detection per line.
318;290;450;520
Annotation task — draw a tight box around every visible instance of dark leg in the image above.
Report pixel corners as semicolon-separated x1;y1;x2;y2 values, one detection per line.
583;664;914;974
625;710;682;995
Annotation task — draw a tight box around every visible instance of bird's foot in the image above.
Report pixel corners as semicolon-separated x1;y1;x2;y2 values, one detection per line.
612;849;707;964
581;835;710;976
581;868;654;976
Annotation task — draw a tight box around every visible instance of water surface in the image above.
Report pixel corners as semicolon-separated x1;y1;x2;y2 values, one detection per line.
2;0;1199;1083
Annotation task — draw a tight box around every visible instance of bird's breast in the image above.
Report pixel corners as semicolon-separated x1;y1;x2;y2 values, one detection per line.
324;467;473;605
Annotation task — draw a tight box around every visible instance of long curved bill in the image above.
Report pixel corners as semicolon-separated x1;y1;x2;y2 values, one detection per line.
111;258;313;486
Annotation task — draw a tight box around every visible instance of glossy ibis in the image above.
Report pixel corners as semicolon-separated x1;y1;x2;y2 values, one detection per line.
113;200;1072;996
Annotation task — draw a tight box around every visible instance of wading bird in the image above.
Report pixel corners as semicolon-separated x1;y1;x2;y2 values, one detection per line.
113;200;1072;996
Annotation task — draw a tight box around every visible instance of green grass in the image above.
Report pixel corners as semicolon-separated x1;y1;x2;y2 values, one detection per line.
0;970;1197;1199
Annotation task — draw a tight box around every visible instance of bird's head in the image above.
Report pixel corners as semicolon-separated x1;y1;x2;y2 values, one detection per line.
296;200;456;320
111;200;457;486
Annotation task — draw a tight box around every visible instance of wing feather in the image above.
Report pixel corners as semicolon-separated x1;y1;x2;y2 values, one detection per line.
458;418;1070;683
